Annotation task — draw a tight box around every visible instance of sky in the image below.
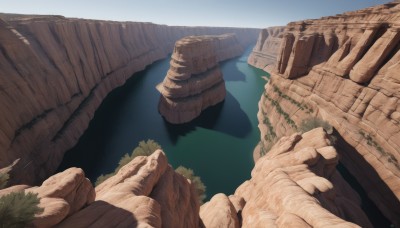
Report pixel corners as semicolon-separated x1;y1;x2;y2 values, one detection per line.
0;0;393;28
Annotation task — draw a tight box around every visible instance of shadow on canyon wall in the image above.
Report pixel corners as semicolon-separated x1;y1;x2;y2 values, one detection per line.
333;129;395;227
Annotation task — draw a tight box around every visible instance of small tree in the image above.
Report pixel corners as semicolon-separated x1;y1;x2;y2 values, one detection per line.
299;117;333;134
0;191;43;228
175;166;206;204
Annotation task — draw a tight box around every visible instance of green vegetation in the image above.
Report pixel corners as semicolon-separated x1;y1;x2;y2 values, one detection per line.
175;166;206;204
95;140;208;204
299;117;333;134
0;172;9;190
359;131;400;169
0;160;17;190
264;91;297;129
0;192;43;228
262;110;277;142
259;141;274;157
272;84;314;114
95;139;162;186
0;160;43;227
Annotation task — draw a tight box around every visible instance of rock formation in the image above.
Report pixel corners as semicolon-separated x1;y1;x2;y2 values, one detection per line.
0;14;259;185
0;129;369;227
157;34;242;124
249;2;400;225
0;167;95;227
247;26;285;71
200;128;371;227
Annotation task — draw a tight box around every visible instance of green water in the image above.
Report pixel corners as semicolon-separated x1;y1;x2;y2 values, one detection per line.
59;47;268;199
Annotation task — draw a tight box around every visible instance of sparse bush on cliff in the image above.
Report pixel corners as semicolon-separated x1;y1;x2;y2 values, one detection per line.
359;130;400;170
95;139;162;186
0;191;43;228
0;159;19;190
272;84;314;114
175;166;206;204
0;172;9;190
299;117;333;134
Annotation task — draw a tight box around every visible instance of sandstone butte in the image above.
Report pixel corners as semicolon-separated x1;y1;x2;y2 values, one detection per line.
157;34;242;124
0;13;259;185
248;2;400;225
0;128;372;227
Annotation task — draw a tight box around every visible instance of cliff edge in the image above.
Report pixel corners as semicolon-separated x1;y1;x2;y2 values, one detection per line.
249;2;400;225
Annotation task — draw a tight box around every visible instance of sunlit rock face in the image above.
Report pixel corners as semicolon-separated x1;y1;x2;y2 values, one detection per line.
157;34;244;124
0;13;258;185
249;2;400;225
200;128;372;228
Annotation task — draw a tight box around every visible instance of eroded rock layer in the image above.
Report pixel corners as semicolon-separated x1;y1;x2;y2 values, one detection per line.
248;26;285;71
0;14;258;185
157;34;242;124
250;2;400;225
200;128;371;227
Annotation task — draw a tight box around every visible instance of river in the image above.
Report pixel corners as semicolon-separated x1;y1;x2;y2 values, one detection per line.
58;47;268;199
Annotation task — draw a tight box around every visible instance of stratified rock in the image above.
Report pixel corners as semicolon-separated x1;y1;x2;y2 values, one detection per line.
252;2;400;224
248;26;285;71
157;34;243;124
58;150;200;228
200;193;240;228
234;128;372;228
0;14;259;185
0;168;95;227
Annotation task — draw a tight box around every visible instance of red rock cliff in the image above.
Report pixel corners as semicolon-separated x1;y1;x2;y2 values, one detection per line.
248;26;285;70
249;2;400;225
0;14;259;185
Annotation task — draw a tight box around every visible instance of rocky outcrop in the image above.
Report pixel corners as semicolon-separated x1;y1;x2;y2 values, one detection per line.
157;34;242;124
0;130;368;227
248;26;285;71
199;128;371;227
0;167;95;227
0;14;259;185
57;150;200;227
0;150;200;227
251;2;400;225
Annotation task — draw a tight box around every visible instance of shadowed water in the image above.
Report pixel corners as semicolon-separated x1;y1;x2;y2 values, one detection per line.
59;47;268;199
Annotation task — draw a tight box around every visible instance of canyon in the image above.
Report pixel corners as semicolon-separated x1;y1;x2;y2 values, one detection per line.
0;1;399;227
0;14;258;185
157;34;243;123
249;2;400;225
0;128;372;227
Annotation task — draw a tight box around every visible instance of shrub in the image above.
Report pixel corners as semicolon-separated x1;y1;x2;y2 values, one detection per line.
0;172;9;190
299;117;333;134
0;159;18;190
175;166;206;204
0;191;43;228
95;139;162;186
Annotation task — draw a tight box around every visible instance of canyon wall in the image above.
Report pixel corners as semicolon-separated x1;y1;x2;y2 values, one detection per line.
0;14;259;185
157;34;242;124
250;2;400;225
247;26;284;71
0;129;371;227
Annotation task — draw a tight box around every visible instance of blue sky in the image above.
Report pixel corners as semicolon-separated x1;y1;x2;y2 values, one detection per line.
0;0;392;28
